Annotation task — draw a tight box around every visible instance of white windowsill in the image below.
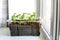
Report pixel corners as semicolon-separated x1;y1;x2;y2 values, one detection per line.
0;27;46;40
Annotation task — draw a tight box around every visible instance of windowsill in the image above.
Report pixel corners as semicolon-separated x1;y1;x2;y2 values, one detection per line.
0;27;45;40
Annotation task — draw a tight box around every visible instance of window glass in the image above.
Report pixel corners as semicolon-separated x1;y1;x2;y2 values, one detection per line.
9;0;36;19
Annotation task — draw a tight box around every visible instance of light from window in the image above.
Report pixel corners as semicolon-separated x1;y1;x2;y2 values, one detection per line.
9;0;36;19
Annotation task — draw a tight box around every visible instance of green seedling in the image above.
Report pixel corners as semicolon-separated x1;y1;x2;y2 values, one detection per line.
12;13;17;21
28;12;37;21
12;13;21;22
16;14;20;17
19;13;26;20
11;12;38;24
19;13;26;24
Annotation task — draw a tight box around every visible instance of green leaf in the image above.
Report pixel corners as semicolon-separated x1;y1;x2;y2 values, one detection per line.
19;13;26;20
12;13;18;21
28;12;37;21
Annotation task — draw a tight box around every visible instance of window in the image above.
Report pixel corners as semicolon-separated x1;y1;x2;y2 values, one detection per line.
8;0;36;20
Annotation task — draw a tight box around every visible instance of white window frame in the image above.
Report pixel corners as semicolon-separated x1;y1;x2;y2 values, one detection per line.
58;0;60;40
56;0;59;40
51;0;59;40
39;0;56;40
39;0;51;40
40;0;59;40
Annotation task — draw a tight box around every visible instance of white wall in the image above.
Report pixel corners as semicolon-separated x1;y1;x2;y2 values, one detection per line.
0;0;7;27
